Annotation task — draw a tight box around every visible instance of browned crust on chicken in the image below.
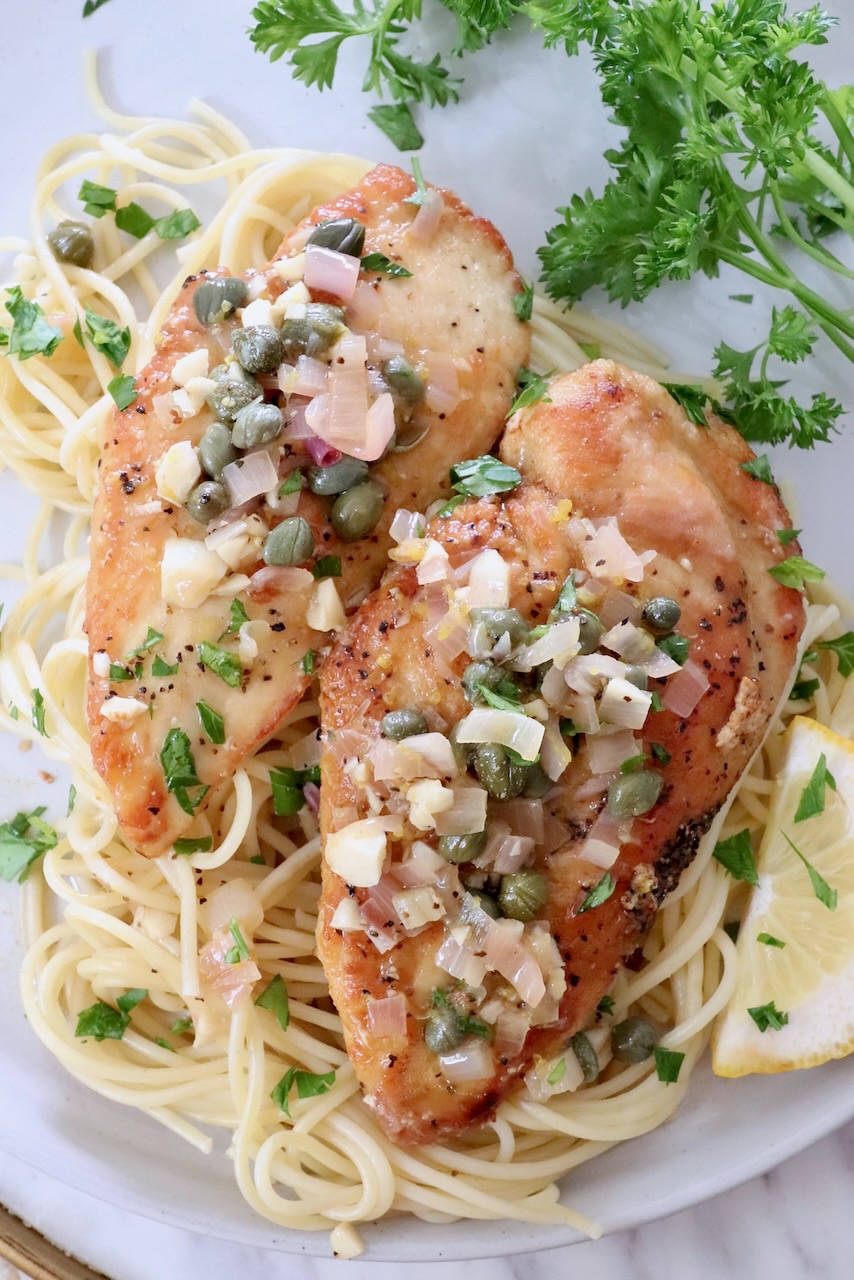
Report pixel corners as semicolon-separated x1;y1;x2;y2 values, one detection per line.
317;360;805;1144
85;164;529;855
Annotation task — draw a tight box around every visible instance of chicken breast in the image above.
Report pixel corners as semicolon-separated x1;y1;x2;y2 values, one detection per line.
86;163;529;856
316;360;805;1144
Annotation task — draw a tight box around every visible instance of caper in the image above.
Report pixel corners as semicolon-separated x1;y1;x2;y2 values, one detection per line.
382;355;425;407
449;722;475;772
576;609;605;655
231;401;284;449
205;366;262;422
186;480;230;525
231;325;285;375
610;1016;658;1064
381;708;427;740
523;762;552;799
424;1004;466;1055
281;303;346;361
461;660;504;704
438;831;487;864
470;607;530;646
198;422;238;481
570;1031;600;1083
193;276;248;325
624;665;649;691
390;420;430;453
307;456;369;496
498;868;549;921
474;743;527;801
306;216;366;258
642;596;682;636
330;479;385;542
47;220;93;268
607;769;664;818
263;516;314;567
462;889;500;920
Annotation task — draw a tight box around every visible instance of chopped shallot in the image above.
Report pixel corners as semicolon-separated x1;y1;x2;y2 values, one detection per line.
204;877;264;935
433;784;488;837
583;806;626;869
439;1040;493;1083
198;932;261;1010
492;834;536;874
410;188;445;244
222;451;278;506
303;243;360;301
467;548;510;609
586;728;639;775
662;659;710;717
494;1008;531;1058
389;508;425;543
367;993;408;1039
456;708;544;764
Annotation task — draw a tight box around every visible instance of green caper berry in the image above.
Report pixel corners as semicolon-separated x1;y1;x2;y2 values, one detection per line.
185;481;230;525
306;217;366;258
424;1005;466;1055
576;609;605;655
498;868;549;922
570;1031;600;1083
438;831;487;864
606;769;664;818
193;276;248;325
382;355;425;407
281;303;346;361
381;708;428;740
449;722;475;772
330;479;385;543
642;596;682;636
467;890;500;919
231;325;285;375
263;516;314;567
523;762;552;799
198;422;238;481
205;367;262;422
307;456;369;496
231;401;284;449
624;665;649;691
47;220;94;268
611;1016;658;1064
461;661;503;704
474;743;527;801
469;607;530;646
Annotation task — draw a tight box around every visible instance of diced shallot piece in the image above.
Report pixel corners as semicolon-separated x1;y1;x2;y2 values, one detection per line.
439;1040;493;1083
367;993;408;1039
409;188;445;244
662;659;710;718
303;243;360;301
222;451;279;507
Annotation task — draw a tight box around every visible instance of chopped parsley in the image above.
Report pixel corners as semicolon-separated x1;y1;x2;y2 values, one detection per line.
255;973;290;1031
781;831;837;910
279;469;304;497
509;366;551;416
270;765;320;816
107;374;137;410
75;987;147;1041
656;632;689;666
0;808;58;883
198;640;242;688
109;662;138;682
768;556;825;590
67;785;77;815
552;571;577;615
650;742;671;767
577;871;616;915
125;627;164;659
81;306;131;369
740;454;775;485
663;383;709;427
4;287;63;361
367;102;424;151
747;1001;789;1033
219;599;249;640
170;1016;193;1035
546;1057;567;1086
794;752;836;823
313;555;341;579
476;685;523;715
31;688;47;736
449;455;522;499
619;753;648;774
654;1046;685;1084
152;655;179;677
513;279;534;322
159;728;208;816
301;650;317;676
578;341;600;360
224;917;251;964
790;678;819;702
817;632;854;678
153;208;201;240
360;252;413;278
77;179;117;217
271;1065;336;1117
155;1037;176;1052
173;836;213;856
597;994;615;1016
758;932;786;948
114;202;156;239
197;699;225;745
712;829;758;886
776;528;801;546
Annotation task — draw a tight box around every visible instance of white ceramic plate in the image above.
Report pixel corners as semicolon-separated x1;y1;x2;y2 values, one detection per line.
2;0;853;1261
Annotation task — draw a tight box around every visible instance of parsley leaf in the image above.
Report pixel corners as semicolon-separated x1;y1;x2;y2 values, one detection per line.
663;384;709;427
476;685;524;715
173;837;213;856
31;688;47;736
4;287;63;361
552;572;576;615
0;808;58;883
449;455;521;499
758;932;786;948
360;251;413;277
114;203;155;239
82;0;115;13
271;1065;335;1117
790;677;819;702
777;528;801;546
367;103;424;151
197;700;225;745
75;988;146;1041
578;340;600;360
546;1057;566;1086
509;366;551;415
656;632;689;666
712;829;758;886
781;831;837;910
794;752;836;822
650;742;671;767
313;555;342;579
279;470;304;497
768;556;825;590
270;765;319;816
153;209;200;240
152;655;179;677
159;728;208;816
255;973;290;1030
740;454;775;485
171;1016;193;1035
199;641;242;688
220;599;249;640
513;279;534;322
224;917;251;964
577;871;616;914
78;179;116;218
108;374;137;410
654;1046;685;1084
302;650;317;676
748;1001;789;1033
125;627;164;659
817;632;854;678
597;994;615;1016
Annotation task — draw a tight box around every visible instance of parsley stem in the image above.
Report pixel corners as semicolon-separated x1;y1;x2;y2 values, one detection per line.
800;146;854;220
820;90;854;175
770;186;854;282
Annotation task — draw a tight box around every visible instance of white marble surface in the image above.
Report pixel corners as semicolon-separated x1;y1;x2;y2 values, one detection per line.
3;1123;854;1280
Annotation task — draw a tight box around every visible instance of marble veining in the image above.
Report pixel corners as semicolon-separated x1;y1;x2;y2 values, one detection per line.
4;1122;854;1280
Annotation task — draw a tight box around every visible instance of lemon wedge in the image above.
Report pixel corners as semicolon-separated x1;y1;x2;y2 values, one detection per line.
712;715;854;1077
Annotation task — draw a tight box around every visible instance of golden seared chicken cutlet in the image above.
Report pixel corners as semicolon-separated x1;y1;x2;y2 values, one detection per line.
86;164;529;856
316;360;805;1145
